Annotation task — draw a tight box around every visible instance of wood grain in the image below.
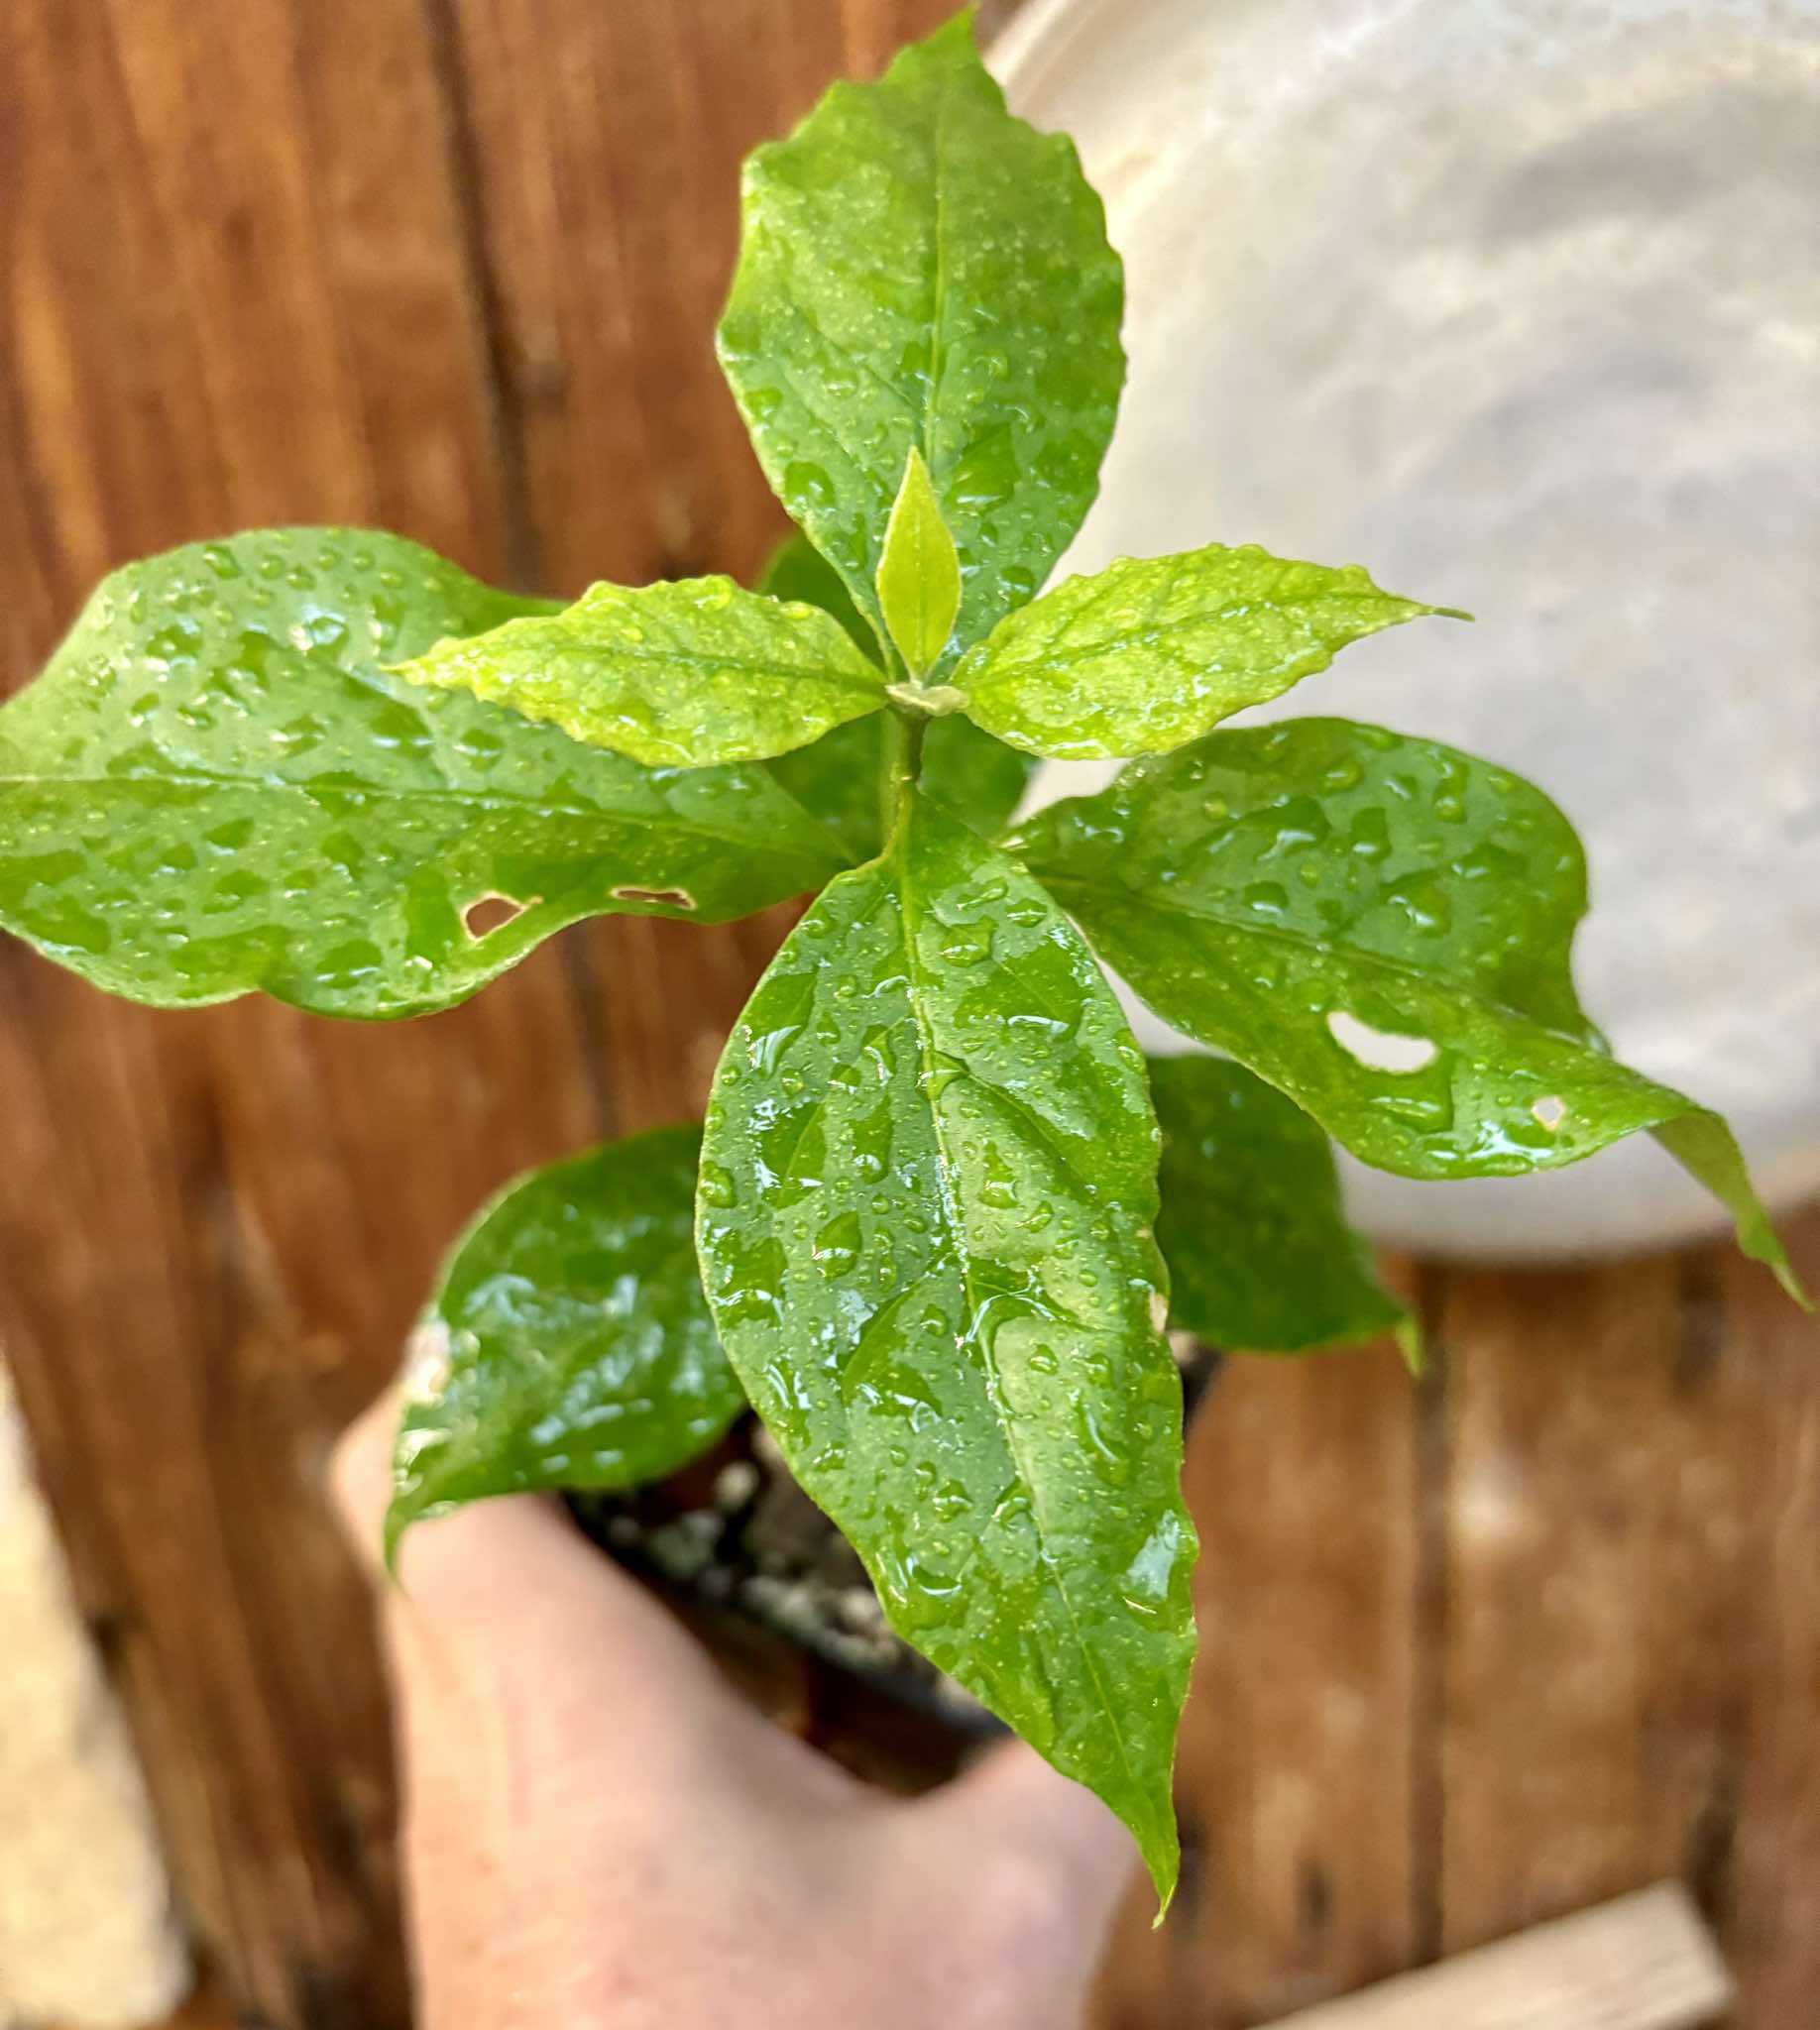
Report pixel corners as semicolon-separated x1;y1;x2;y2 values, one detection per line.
1092;1331;1422;2030
1435;1213;1820;2017
0;1;584;2020
1261;1883;1732;2030
439;0;955;1134
2;5;1816;2028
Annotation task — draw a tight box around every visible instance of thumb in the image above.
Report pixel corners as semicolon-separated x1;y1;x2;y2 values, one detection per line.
329;1385;739;1758
903;1739;1135;1984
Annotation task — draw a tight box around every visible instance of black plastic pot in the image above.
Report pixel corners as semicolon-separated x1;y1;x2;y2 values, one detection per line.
568;1341;1221;1791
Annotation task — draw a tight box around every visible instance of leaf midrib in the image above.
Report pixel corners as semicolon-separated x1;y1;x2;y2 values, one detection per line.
922;77;955;481
892;827;1149;1809
0;764;834;860
485;629;883;701
1035;866;1597;1051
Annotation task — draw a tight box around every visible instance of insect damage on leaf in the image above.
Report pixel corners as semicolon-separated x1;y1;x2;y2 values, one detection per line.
1014;720;1803;1301
0;6;1804;1944
0;530;846;1017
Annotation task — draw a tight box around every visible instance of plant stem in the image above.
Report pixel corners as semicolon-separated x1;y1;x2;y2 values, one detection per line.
883;707;927;842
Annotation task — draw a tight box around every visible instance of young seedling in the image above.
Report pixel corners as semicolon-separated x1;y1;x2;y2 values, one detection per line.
0;13;1803;1908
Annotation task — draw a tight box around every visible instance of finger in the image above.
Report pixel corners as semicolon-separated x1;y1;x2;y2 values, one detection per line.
329;1386;855;1800
331;1385;737;1733
912;1738;1135;1932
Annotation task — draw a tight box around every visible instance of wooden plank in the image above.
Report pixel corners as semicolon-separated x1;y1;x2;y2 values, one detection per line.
0;2;602;2022
1692;1214;1820;2027
444;0;956;600
9;4;1819;2027
1435;1208;1820;2013
0;7;967;2024
439;0;959;1131
1262;1883;1731;2030
1091;1336;1422;2030
0;1366;189;2028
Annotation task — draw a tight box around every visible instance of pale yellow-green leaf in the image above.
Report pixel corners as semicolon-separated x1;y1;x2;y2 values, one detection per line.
959;542;1465;759
876;448;962;677
398;575;889;768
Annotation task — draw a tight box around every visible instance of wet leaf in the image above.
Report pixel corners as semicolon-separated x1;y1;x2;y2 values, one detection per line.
764;711;1033;864
387;1126;741;1562
697;791;1195;1902
0;530;846;1017
759;535;1033;861
718;13;1124;675
959;542;1464;758
876;447;962;677
398;573;886;767
757;529;878;660
1015;719;1804;1301
1150;1054;1407;1352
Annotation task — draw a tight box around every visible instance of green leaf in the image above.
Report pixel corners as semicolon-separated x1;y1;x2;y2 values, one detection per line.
764;710;1034;864
959;542;1465;758
398;574;887;767
387;1125;741;1563
919;715;1037;847
718;13;1125;674
757;529;878;660
757;536;1033;858
876;448;962;678
1149;1055;1407;1352
0;530;846;1018
697;790;1196;1904
1015;719;1804;1302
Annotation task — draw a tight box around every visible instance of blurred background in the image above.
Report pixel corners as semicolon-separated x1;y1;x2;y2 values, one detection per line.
0;2;1814;2026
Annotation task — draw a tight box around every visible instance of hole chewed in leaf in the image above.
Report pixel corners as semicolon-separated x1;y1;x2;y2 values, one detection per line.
1532;1094;1568;1132
462;892;533;940
1326;1008;1439;1074
612;885;698;910
400;1316;453;1405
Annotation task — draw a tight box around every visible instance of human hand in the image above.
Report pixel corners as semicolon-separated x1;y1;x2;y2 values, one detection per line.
333;1394;1135;2029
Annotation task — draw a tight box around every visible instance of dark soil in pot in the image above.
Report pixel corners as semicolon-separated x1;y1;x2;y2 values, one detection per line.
567;1340;1220;1792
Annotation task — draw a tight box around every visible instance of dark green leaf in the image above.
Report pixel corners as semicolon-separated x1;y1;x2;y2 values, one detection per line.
398;574;886;767
958;542;1464;758
718;14;1124;674
753;526;1035;872
757;530;878;660
1149;1054;1407;1352
761;531;1033;862
387;1125;741;1562
764;710;1034;865
0;531;845;1017
919;713;1037;848
1015;720;1804;1301
697;790;1195;1903
876;447;962;677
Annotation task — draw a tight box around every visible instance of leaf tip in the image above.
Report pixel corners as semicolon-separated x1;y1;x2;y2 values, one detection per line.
381;1502;411;1586
1143;1835;1181;1926
877;444;962;677
1772;1256;1814;1313
1394;1311;1427;1379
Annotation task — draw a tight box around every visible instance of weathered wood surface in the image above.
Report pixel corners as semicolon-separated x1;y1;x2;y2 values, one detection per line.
0;5;1813;2027
1090;1216;1820;2030
1260;1883;1733;2030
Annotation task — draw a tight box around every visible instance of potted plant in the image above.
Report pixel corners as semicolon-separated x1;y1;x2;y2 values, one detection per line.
0;12;1802;1909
